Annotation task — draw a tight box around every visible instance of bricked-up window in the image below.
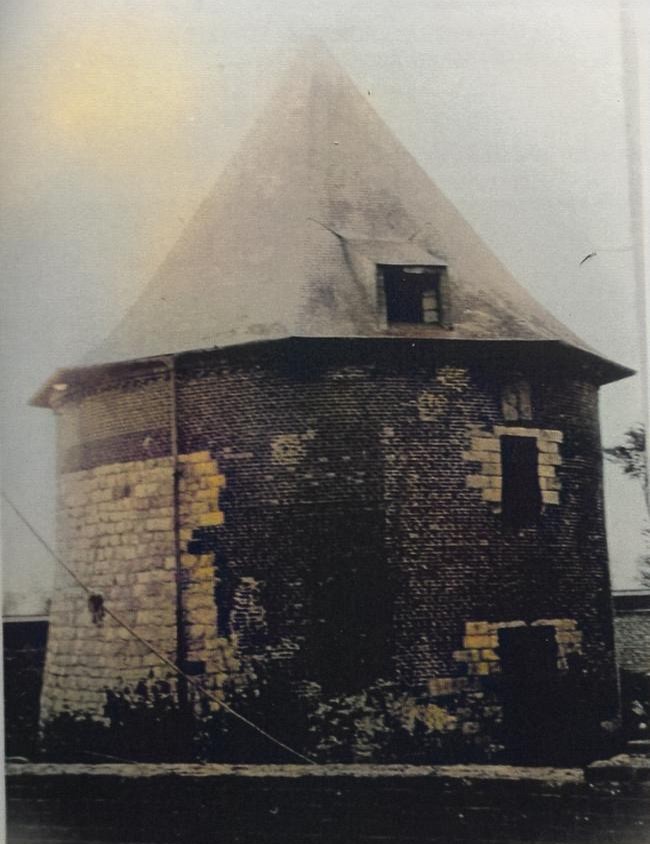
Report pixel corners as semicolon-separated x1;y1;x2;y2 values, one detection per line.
383;266;443;325
500;436;542;528
502;380;532;422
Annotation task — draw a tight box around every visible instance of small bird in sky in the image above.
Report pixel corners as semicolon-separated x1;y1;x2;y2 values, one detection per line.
579;245;632;267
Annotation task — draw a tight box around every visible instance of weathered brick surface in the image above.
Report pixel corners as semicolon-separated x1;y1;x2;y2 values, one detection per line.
42;339;619;755
175;343;617;700
615;614;650;673
57;369;171;474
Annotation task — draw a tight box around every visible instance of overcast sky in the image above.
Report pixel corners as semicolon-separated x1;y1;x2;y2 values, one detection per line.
1;0;648;613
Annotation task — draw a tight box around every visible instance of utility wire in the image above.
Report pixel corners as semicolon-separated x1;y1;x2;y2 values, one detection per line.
1;490;317;766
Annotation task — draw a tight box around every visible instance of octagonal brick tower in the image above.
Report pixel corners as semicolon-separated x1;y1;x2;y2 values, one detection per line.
34;47;632;763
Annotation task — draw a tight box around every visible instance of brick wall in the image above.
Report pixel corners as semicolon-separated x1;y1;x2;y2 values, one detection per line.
176;343;616;688
615;614;650;673
56;367;171;474
40;339;619;760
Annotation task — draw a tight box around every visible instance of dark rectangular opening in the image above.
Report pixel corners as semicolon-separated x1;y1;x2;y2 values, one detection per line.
307;508;391;694
500;435;541;528
498;625;558;677
383;266;442;325
497;625;560;761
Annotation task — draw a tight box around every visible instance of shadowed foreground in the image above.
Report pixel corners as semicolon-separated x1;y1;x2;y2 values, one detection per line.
6;761;650;843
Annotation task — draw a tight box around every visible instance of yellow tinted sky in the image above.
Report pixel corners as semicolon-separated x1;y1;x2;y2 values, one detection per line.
44;15;199;158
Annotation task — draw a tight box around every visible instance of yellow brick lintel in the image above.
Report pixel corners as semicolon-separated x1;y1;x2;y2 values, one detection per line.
427;676;471;696
457;618;582;670
539;476;561;491
199;511;225;527
493;426;538;438
487;620;527;631
555;630;583;644
189;461;222;477
193;487;220;501
482;488;501;502
532;619;577;630
538;452;562;466
467;618;578;634
485;476;502;488
538;464;558;478
466;474;487;489
470;437;500;452
180;552;214;569
467;662;490;676
481;648;499;661
463;634;498;649
205;474;227;488
179;451;213;463
537;439;560;454
493;426;563;443
539;430;564;443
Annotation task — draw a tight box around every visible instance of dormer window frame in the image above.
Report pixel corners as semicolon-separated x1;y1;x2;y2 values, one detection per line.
377;263;451;328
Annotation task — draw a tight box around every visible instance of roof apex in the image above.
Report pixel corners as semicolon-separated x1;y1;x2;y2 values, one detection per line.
81;44;623;375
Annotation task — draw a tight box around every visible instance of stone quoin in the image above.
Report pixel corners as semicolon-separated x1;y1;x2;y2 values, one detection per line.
33;46;633;763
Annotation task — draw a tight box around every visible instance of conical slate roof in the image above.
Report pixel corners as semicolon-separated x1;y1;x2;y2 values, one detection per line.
90;48;598;365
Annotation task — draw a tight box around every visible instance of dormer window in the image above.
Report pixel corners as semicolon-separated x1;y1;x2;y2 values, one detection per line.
382;266;445;325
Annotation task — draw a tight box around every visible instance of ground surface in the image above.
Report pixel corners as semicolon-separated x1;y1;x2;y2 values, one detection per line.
6;761;650;843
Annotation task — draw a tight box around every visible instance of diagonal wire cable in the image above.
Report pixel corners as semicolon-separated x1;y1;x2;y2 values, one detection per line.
1;490;317;766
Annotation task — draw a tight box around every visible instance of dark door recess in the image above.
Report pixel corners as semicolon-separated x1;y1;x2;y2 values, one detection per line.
498;625;561;762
